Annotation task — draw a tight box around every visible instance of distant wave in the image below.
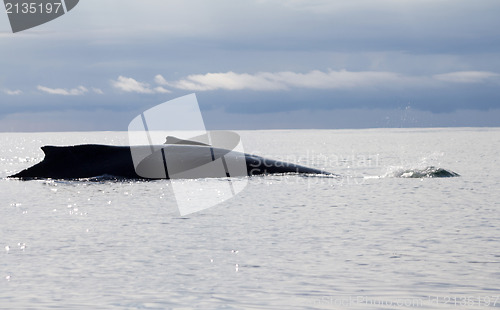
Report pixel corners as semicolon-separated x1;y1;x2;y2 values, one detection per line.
386;166;460;178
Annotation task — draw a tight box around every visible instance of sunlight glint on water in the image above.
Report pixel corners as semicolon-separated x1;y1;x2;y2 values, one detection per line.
1;128;499;309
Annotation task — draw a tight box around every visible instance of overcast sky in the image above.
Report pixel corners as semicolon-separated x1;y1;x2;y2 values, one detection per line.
1;0;499;131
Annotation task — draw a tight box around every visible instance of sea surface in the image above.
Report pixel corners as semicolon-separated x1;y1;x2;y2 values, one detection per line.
1;128;499;309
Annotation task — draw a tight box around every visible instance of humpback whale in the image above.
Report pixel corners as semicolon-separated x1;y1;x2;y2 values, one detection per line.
8;143;334;180
8;133;459;180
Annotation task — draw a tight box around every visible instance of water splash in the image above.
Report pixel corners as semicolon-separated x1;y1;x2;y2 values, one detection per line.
386;166;460;178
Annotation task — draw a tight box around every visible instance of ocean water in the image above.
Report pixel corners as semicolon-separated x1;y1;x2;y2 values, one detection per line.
1;128;499;309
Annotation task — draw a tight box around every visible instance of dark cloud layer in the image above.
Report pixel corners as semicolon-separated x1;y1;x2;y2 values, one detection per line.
1;0;500;131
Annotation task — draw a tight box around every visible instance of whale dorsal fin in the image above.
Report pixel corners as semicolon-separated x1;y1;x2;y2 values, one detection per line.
164;136;210;146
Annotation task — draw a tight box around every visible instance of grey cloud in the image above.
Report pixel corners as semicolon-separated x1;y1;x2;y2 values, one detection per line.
2;0;500;130
158;70;499;92
2;88;23;95
37;85;88;95
111;76;171;94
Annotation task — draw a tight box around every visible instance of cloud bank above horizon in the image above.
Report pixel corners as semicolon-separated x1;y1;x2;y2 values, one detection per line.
1;0;500;131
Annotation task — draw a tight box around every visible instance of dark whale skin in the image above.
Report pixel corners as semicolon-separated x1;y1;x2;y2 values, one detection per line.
8;144;334;180
10;145;139;180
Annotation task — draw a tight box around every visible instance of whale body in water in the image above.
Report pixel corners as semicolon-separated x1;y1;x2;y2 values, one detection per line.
391;166;460;178
9;144;334;180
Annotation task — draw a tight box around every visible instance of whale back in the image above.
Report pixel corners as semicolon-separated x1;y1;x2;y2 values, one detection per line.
9;144;334;180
